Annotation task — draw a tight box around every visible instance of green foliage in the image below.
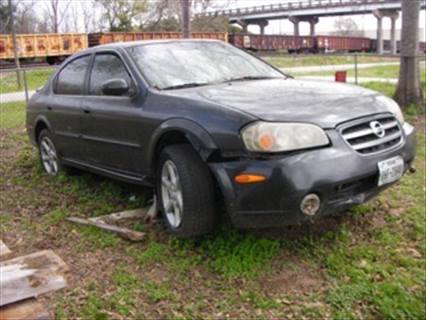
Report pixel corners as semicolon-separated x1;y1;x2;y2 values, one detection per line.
198;229;280;278
95;0;148;31
1;101;26;129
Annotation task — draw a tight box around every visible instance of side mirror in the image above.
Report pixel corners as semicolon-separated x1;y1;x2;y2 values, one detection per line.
101;78;129;96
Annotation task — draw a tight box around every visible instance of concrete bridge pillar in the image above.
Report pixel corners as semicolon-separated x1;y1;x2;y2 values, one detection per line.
289;16;300;36
257;20;269;35
373;10;384;54
308;17;319;36
373;9;400;55
389;12;399;54
237;20;248;33
251;19;269;35
289;16;319;36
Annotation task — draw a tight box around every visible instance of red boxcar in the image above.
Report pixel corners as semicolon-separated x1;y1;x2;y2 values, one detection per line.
229;33;315;53
315;35;372;53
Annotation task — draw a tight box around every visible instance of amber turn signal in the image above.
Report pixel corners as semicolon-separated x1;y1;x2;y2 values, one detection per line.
234;174;266;184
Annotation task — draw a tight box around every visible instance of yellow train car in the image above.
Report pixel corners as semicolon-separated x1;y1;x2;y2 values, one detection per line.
0;33;88;64
88;32;228;47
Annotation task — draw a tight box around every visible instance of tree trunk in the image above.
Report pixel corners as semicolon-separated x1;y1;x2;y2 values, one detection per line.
394;0;424;109
181;0;190;38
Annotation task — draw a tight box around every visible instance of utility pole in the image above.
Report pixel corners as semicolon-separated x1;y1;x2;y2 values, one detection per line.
394;0;423;108
181;0;190;39
8;0;22;89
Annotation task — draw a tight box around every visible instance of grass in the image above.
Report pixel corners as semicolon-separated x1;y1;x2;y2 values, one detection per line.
0;68;55;94
290;63;426;80
264;54;399;68
1;79;425;318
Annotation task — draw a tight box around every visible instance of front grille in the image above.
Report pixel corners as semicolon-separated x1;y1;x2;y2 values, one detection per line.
340;115;403;155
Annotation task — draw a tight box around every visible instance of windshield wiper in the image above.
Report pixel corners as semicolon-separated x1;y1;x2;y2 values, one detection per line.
162;82;209;90
223;76;282;83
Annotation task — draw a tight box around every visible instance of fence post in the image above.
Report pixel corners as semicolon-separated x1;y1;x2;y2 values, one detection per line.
354;54;358;85
23;69;29;105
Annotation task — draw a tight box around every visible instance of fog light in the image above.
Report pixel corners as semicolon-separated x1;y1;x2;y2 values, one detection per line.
300;194;321;216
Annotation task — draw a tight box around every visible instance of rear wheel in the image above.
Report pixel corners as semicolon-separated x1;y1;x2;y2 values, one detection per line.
157;144;216;237
38;129;62;176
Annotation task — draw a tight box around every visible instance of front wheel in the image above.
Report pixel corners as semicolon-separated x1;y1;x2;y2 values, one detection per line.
157;144;216;237
38;129;62;176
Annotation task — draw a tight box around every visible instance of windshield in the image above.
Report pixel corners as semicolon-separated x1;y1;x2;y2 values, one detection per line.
128;41;285;90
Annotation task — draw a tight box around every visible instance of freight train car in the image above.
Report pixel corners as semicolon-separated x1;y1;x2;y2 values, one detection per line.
315;35;372;53
88;32;228;46
380;39;426;53
229;33;315;53
0;32;228;65
0;33;88;64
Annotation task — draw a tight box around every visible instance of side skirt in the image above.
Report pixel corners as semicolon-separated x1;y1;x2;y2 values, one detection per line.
61;157;153;187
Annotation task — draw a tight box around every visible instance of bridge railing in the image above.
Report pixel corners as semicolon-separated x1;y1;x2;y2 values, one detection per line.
205;0;399;17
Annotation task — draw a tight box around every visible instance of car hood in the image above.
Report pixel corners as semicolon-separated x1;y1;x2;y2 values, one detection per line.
164;79;392;128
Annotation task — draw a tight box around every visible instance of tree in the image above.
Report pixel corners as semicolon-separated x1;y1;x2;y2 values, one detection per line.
333;17;362;37
0;0;13;33
43;0;72;33
95;0;148;31
181;0;190;38
394;0;424;109
143;0;230;32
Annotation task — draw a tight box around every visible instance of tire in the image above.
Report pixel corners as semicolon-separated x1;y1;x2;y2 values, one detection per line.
38;129;63;176
156;144;216;237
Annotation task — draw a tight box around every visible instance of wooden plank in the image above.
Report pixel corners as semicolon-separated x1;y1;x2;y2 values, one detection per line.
0;250;68;307
0;241;12;258
0;298;51;320
66;217;145;242
89;208;147;224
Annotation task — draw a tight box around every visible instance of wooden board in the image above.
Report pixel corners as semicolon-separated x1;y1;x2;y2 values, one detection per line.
67;217;145;242
0;250;68;307
0;241;12;258
0;298;51;320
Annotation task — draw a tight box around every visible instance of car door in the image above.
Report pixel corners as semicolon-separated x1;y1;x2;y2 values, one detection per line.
48;54;91;160
80;51;145;175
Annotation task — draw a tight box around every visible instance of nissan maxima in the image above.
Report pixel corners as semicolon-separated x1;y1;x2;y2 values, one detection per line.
26;40;416;237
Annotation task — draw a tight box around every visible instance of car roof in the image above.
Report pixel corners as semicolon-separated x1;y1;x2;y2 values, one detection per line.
78;39;224;55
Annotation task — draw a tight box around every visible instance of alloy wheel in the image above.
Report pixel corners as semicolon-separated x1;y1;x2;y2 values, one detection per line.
40;136;59;175
161;160;184;228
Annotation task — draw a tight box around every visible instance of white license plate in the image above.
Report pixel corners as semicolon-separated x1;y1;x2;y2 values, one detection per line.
377;156;404;186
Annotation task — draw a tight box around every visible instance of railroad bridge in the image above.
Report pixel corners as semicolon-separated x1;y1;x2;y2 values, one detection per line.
205;0;426;54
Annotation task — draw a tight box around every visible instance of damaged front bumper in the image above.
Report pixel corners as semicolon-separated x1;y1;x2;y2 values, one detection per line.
209;122;416;229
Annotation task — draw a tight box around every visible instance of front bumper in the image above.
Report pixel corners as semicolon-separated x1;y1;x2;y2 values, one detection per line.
209;123;416;228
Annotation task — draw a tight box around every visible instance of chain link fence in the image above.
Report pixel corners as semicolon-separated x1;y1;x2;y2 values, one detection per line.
0;66;56;105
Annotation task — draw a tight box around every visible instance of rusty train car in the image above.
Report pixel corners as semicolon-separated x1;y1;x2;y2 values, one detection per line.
229;34;315;53
229;33;374;53
88;31;228;46
1;31;424;65
0;33;88;64
0;32;228;65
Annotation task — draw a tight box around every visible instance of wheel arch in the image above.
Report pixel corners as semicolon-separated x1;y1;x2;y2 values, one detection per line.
34;116;52;144
148;119;218;172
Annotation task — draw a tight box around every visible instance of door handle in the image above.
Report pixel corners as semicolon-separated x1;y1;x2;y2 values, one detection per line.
82;108;91;114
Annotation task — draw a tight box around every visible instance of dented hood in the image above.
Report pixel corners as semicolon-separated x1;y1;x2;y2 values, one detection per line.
165;79;391;129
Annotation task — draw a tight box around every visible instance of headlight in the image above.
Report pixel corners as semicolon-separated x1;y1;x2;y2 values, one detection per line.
376;96;404;124
241;121;329;152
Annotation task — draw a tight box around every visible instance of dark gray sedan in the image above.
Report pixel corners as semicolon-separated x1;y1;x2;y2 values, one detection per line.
26;40;416;237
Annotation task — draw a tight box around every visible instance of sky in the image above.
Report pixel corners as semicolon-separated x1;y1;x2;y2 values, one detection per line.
225;0;426;40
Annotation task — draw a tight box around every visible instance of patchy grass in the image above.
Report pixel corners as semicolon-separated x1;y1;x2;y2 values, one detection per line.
0;68;55;94
1;87;425;318
264;54;399;68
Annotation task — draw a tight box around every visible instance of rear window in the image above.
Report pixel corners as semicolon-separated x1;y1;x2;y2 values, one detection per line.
55;55;90;95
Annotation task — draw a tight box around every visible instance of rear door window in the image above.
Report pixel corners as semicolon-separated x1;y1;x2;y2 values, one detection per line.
89;53;133;96
55;55;90;95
